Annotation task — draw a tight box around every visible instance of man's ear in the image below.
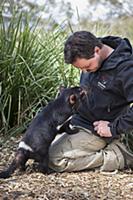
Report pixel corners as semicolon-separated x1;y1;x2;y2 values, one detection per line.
94;46;101;55
69;94;76;105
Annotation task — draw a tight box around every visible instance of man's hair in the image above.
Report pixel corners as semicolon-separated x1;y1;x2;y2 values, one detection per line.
64;31;103;64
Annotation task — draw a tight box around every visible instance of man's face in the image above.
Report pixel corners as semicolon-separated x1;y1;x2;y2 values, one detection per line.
72;47;103;72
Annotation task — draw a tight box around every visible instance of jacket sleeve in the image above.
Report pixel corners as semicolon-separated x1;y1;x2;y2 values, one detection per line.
109;65;133;136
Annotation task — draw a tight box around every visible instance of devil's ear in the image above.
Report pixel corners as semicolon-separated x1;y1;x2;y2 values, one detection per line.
69;94;76;105
81;85;91;94
56;86;66;97
59;86;66;94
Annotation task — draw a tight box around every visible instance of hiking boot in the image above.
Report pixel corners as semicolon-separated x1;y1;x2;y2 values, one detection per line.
116;142;133;169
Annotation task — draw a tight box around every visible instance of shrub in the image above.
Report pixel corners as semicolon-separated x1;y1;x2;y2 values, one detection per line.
0;11;79;137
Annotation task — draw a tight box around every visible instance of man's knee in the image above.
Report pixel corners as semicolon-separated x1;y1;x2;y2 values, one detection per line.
48;133;70;172
48;129;106;172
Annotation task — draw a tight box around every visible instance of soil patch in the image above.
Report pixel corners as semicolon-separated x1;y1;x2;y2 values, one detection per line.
0;137;133;200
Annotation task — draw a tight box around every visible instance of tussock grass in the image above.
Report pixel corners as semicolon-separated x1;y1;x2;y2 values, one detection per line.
0;10;79;137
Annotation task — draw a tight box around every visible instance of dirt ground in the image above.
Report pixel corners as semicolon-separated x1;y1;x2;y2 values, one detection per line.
0;136;133;200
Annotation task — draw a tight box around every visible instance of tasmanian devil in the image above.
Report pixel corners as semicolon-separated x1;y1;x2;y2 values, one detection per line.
0;86;87;178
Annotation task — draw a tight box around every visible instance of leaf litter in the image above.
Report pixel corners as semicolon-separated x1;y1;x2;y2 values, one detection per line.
0;136;133;200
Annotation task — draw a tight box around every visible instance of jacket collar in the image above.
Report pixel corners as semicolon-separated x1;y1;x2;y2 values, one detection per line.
99;36;133;71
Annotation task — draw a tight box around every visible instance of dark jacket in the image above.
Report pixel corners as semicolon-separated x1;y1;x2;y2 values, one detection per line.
71;36;133;139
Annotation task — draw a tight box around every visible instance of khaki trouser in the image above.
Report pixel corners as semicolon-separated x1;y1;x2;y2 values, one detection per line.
49;127;125;172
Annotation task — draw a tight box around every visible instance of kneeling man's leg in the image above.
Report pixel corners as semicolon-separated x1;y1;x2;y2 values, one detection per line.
49;128;125;172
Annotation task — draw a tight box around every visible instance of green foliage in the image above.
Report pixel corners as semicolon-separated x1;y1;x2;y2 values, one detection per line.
0;10;79;137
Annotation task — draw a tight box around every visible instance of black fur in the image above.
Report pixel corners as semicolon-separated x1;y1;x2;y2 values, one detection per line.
0;86;87;178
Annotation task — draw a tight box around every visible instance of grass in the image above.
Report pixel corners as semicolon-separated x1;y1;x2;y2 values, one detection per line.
0;9;79;138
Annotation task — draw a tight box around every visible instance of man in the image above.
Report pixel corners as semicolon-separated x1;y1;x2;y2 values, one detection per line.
49;31;133;172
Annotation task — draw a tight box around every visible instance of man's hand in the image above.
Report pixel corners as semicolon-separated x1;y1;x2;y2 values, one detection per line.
93;120;112;137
